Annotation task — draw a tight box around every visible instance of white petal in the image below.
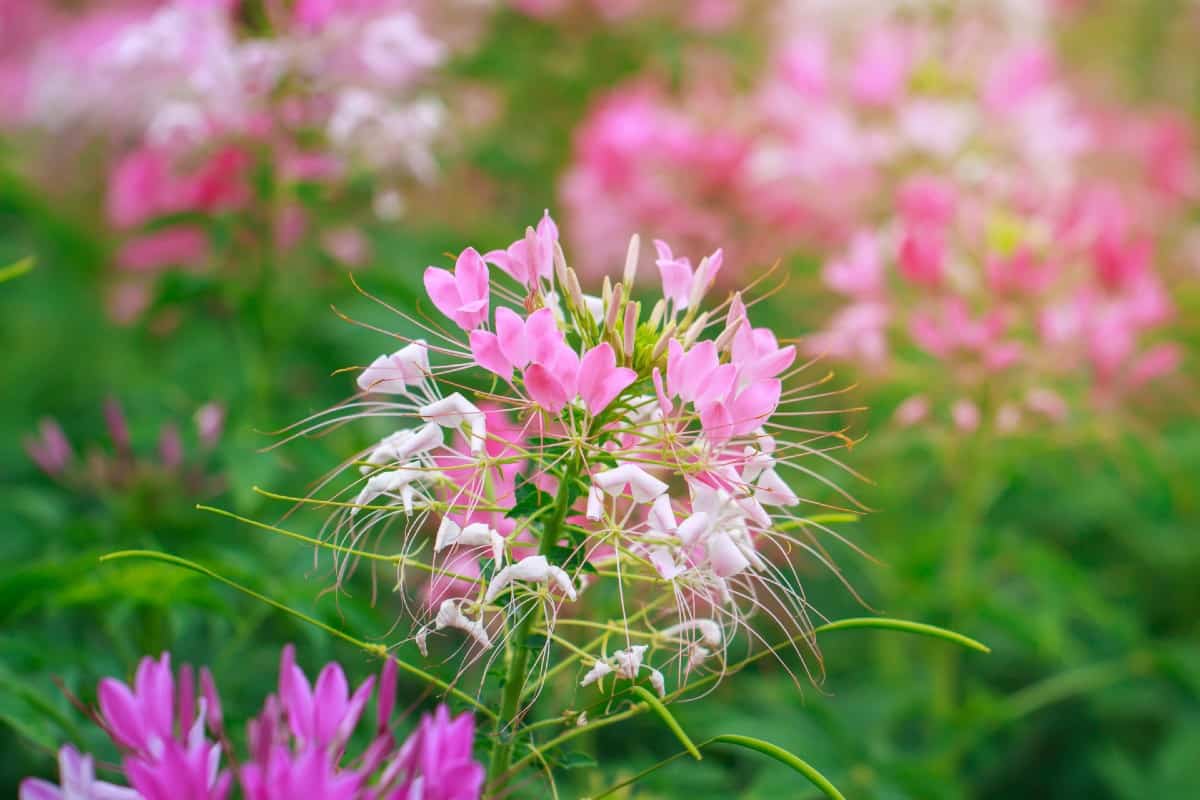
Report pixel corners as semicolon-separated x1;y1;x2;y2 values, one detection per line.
594;464;668;503
580;660;612;687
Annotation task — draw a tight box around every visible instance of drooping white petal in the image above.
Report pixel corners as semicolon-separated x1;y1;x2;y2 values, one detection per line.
585;485;604;521
485;555;577;603
648;668;665;698
357;340;431;394
419;393;486;453
361;423;443;473
435;518;505;564
612;645;647;680
661;619;723;647
580;660;613;687
708;531;751;578
646;494;677;539
594;464;668;503
755;468;799;506
434;599;492;649
352;465;426;514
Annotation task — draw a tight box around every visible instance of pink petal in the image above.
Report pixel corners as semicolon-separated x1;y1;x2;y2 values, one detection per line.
469;331;512;381
454;247;490;322
98;679;146;750
423;266;463;326
657;258;693;308
708;533;750;578
494;307;530;367
728;379;781;436
311;664;349;746
483;247;528;285
578;344;636;415
523;364;570;412
524;308;562;364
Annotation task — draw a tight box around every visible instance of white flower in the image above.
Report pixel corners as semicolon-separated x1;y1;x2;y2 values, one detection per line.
648;668;665;698
661;619;723;647
612;645;647;680
419;392;486;454
352;464;427;514
358;340;431;394
361;423;443;473
435;517;505;564
580;660;613;687
485;555;576;603
593;464;668;503
433;599;491;649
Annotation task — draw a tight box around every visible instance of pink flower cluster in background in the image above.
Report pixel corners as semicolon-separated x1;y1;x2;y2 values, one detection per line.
560;1;1195;425
1;0;485;317
509;0;740;31
24;397;227;497
20;647;483;800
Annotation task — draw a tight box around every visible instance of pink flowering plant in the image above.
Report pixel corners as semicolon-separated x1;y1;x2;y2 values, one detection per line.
84;212;991;797
21;646;483;800
1;0;488;321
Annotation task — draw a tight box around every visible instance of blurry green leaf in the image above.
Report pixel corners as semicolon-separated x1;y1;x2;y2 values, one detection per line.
0;256;34;284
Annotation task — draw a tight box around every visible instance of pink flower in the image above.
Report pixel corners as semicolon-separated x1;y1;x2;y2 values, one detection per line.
484;211;558;288
19;745;139;800
98;652;180;753
850;27;911;107
24;418;73;477
239;747;362;800
653;241;723;310
424;248;491;330
381;705;484;800
278;644;376;751
124;738;231;800
897;227;944;287
469;307;561;383
823;232;884;297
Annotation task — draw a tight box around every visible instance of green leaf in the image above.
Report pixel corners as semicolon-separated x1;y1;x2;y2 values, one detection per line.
586;733;846;800
0;256;34;284
507;479;552;519
629;686;702;761
556;751;598;770
707;734;846;800
812;616;991;653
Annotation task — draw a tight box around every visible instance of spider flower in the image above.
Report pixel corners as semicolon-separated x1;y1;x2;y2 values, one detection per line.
277;211;857;750
21;647;483;800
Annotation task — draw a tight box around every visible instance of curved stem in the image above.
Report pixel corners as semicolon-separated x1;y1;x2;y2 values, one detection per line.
487;453;582;792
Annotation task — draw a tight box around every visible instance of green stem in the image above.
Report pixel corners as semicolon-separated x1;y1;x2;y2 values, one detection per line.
487;452;581;792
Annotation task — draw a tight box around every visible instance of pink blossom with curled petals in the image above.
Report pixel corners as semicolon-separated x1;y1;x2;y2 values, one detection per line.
484;210;558;288
423;248;491;330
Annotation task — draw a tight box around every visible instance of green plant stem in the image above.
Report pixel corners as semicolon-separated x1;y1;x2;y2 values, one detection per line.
931;436;994;770
487;453;582;792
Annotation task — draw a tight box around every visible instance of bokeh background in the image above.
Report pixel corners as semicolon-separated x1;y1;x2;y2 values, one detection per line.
3;1;1198;797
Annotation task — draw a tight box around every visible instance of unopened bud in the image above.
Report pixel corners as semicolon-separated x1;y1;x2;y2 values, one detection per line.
651;321;677;362
605;283;624;333
623;300;639;360
623;234;640;287
647;298;667;328
682;312;710;349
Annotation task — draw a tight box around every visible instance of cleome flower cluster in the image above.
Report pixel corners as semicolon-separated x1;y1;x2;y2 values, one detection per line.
276;211;858;782
20;647;484;800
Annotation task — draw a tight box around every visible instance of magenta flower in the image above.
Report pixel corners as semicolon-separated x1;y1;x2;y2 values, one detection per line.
380;706;484;800
278;644;376;751
19;746;139;800
23;648;484;800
